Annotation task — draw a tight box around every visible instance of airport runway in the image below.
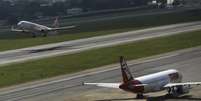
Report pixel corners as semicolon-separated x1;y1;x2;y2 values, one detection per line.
1;21;201;65
0;46;201;101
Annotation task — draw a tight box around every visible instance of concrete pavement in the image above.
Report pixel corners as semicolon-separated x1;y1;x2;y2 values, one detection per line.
1;21;201;65
0;46;201;101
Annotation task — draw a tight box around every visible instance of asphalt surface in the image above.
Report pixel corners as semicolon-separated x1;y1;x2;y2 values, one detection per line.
0;46;201;101
1;21;201;65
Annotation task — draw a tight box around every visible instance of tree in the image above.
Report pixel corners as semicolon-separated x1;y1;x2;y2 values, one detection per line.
0;1;12;19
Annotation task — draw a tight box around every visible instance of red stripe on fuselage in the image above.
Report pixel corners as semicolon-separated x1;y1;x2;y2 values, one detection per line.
119;80;144;93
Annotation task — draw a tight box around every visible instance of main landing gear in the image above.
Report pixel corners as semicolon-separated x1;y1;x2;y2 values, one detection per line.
136;93;144;99
32;33;36;38
43;33;47;37
168;87;178;95
31;33;47;38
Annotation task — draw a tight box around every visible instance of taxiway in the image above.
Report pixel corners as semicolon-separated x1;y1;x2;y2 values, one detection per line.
0;46;201;101
0;21;201;65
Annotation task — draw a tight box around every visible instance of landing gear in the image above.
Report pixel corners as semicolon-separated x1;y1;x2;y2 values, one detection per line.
32;33;36;38
41;30;47;37
43;33;47;37
31;33;47;37
168;87;171;94
136;93;144;99
168;87;178;95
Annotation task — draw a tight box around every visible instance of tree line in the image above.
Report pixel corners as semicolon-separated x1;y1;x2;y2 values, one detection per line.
0;0;185;24
0;0;152;24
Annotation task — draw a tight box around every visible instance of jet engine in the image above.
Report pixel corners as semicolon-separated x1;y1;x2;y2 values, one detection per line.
175;85;191;94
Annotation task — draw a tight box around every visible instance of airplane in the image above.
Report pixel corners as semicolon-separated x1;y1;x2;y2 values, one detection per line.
11;17;76;37
84;56;201;99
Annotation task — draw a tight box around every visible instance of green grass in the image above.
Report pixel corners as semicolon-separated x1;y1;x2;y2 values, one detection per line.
0;9;201;51
0;28;135;51
0;30;201;88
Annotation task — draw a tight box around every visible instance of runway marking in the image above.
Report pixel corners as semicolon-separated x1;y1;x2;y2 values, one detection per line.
0;47;194;95
1;47;201;101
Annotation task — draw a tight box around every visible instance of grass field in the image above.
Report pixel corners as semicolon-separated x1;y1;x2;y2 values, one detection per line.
0;30;201;88
0;8;201;51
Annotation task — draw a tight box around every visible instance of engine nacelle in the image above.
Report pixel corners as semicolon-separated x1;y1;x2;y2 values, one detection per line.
181;85;191;93
177;85;191;94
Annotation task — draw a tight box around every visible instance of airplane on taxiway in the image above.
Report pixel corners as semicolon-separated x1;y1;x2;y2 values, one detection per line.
84;56;201;99
11;17;76;37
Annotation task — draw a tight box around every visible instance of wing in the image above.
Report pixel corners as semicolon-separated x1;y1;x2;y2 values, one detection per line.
11;29;30;33
84;83;121;88
164;82;201;88
50;25;76;31
11;26;29;32
11;28;24;32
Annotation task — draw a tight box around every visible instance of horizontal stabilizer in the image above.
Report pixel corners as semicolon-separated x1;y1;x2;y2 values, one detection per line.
11;29;24;32
11;26;24;32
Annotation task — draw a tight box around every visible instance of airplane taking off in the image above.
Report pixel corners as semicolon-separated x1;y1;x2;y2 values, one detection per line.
84;56;201;99
11;17;75;37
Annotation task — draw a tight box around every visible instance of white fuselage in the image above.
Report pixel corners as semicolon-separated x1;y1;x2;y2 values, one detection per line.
17;21;51;32
120;69;182;93
136;69;182;93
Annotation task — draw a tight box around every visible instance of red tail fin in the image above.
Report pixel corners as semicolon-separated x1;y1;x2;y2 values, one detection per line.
120;56;134;83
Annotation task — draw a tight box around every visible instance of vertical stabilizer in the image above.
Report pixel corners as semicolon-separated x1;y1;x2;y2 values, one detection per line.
52;16;59;28
120;56;134;83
